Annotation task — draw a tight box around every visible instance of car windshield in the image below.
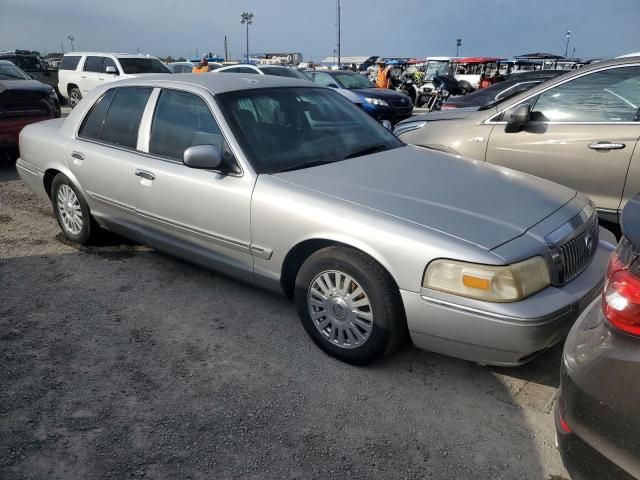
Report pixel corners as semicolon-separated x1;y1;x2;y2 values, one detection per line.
259;67;308;80
0;62;30;80
217;87;403;174
333;72;374;89
425;60;450;79
117;58;171;74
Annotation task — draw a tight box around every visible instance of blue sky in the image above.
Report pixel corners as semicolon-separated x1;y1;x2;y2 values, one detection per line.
0;0;638;60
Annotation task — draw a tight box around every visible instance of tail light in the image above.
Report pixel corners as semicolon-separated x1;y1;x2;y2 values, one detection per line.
602;237;640;336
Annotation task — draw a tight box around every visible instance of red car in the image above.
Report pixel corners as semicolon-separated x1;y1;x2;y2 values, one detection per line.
0;60;60;155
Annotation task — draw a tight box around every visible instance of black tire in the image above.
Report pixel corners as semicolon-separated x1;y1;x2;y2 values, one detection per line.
295;246;407;365
68;87;82;108
51;173;99;244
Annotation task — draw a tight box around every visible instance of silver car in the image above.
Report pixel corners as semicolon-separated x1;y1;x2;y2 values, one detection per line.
16;73;614;366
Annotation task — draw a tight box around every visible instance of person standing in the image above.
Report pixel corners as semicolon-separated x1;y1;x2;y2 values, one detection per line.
375;59;392;89
192;56;211;74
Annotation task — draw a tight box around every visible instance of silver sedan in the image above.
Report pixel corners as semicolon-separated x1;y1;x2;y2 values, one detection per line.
16;73;614;365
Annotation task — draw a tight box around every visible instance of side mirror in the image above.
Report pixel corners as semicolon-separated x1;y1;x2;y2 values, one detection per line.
505;103;530;132
105;66;118;74
381;119;393;131
183;144;222;170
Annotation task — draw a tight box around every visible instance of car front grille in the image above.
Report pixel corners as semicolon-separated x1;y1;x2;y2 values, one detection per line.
549;213;599;285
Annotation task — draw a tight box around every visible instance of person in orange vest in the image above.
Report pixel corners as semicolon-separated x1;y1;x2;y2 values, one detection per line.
192;56;211;74
375;59;392;89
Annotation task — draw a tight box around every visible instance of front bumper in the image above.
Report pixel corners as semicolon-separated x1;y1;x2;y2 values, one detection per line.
400;231;614;366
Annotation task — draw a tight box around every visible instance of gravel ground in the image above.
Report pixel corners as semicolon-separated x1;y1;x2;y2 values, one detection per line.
0;159;569;479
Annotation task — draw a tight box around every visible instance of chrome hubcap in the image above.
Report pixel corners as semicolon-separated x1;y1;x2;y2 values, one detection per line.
56;184;83;235
307;270;373;349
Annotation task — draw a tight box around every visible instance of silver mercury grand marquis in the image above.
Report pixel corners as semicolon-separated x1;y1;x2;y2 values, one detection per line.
16;73;615;366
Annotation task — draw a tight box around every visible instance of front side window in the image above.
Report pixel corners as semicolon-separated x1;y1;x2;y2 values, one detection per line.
259;67;308;80
309;72;339;88
117;58;170;74
149;89;222;160
17;57;41;70
217;87;402;174
59;55;81;71
532;66;640;122
103;57;117;73
79;87;151;148
83;56;104;73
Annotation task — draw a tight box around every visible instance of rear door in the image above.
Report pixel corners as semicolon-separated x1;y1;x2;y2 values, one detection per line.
66;86;153;227
486;64;640;221
131;87;255;281
79;56;105;95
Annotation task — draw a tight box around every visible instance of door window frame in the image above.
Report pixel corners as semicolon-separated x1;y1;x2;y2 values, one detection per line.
484;63;640;125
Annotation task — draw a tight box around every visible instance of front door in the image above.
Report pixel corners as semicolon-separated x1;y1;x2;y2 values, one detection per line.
67;86;153;227
132;88;255;282
486;64;640;221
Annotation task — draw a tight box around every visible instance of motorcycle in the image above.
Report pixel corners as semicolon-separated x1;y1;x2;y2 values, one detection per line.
423;74;475;112
396;75;432;107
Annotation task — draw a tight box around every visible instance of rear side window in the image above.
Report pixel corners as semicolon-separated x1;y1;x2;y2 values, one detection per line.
78;89;117;139
60;56;81;71
101;88;152;148
83;56;104;73
149;89;222;159
79;87;152;149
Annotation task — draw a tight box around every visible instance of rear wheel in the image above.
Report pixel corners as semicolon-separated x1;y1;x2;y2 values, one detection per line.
68;87;82;108
295;246;406;365
51;173;99;244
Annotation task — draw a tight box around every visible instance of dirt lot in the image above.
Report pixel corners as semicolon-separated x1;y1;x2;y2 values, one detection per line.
0;159;569;479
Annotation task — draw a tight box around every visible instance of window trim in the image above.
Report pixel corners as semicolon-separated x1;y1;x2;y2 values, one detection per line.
484;62;640;125
139;87;245;177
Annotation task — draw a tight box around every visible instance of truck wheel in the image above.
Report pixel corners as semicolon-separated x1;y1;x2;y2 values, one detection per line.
51;173;99;244
69;88;82;108
295;246;407;365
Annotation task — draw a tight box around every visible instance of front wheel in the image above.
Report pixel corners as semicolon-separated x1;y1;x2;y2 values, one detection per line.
68;87;82;108
295;246;406;365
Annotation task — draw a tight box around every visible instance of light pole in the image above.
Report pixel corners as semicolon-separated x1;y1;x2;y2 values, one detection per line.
67;35;75;52
240;12;254;63
456;38;462;57
564;30;571;57
336;0;341;68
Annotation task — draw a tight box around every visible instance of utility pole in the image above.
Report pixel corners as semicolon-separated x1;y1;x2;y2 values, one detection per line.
456;38;462;57
564;30;571;57
240;12;254;63
60;41;64;54
224;35;229;62
67;35;75;52
336;0;341;68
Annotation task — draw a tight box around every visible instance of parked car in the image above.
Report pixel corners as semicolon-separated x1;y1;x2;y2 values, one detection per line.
16;73;612;366
442;70;565;110
0;50;61;99
305;70;413;124
168;61;222;73
395;56;640;224
58;52;171;108
555;193;640;480
0;60;60;154
215;63;309;80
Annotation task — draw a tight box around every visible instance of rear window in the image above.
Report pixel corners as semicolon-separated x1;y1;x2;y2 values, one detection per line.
117;58;170;74
260;67;308;80
79;87;152;149
60;56;81;71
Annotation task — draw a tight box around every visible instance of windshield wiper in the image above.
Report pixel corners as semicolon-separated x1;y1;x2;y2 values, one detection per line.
277;159;337;173
342;144;389;160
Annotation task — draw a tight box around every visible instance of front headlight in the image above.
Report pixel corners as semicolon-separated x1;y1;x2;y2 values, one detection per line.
393;120;426;136
364;97;389;106
423;256;551;302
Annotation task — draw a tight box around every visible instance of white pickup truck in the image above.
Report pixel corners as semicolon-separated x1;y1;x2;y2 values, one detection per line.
57;52;171;107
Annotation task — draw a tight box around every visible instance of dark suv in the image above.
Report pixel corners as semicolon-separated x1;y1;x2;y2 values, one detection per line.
0;50;61;100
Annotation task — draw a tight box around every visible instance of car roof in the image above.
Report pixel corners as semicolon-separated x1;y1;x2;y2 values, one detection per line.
104;72;317;94
63;52;159;59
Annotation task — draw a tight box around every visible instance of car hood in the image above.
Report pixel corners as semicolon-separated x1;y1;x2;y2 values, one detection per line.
273;146;576;250
350;88;411;101
0;79;51;94
399;106;485;123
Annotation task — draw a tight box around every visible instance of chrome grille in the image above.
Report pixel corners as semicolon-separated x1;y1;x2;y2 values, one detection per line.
556;214;599;284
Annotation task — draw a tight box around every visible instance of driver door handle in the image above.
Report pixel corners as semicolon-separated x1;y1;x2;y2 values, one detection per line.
135;169;155;181
589;142;625;151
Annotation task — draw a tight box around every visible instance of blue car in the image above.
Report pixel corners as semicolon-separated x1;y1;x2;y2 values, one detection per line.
305;70;413;124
